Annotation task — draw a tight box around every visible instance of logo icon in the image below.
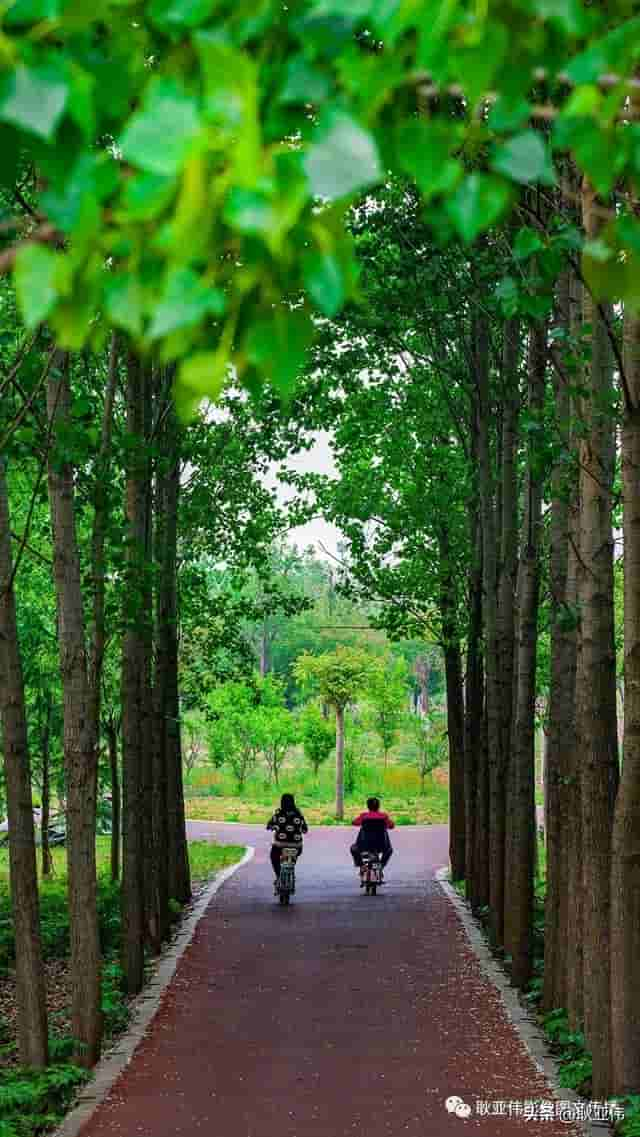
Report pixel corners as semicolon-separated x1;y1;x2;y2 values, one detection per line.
445;1096;472;1119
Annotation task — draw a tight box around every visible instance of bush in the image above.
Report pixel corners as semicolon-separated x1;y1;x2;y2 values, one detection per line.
0;1064;88;1137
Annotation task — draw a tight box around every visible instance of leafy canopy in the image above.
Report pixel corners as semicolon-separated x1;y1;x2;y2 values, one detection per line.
294;645;374;710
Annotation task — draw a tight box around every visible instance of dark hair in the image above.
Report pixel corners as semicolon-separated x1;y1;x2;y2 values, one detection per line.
367;796;380;811
280;793;296;813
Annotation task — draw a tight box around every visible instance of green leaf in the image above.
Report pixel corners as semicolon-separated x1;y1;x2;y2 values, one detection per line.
487;95;531;133
41;153;116;238
223;187;276;237
582;230;640;312
553;116;623;197
496;276;521;317
513;227;545;261
122;172;177;220
454;21;509;110
395;118;461;200
105;274;145;337
147;268;225;340
175;350;228;419
120;78;202;176
304;113;381;201
303;249;345;316
446;173;512;243
532;0;587;35
246;309;314;394
492;131;555;186
194;33;260;181
0;64;69;140
4;0;60;23
14;245;59;328
564;18;640;85
279;57;331;105
150;0;217;29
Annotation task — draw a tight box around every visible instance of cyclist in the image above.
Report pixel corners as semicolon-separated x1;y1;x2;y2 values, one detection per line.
350;796;394;879
266;792;308;884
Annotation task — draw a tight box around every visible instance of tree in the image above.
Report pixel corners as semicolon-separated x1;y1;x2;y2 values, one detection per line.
254;677;298;785
0;455;49;1067
294;647;374;818
406;713;446;795
300;703;335;778
205;681;261;792
46;352;103;1066
365;657;408;766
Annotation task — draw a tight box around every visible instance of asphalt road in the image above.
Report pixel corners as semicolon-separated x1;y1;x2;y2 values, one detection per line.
78;821;579;1137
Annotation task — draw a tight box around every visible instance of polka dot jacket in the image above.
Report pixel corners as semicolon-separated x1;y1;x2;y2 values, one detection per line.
266;808;309;847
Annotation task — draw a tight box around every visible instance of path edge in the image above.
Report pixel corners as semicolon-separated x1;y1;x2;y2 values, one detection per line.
434;868;611;1137
54;845;255;1137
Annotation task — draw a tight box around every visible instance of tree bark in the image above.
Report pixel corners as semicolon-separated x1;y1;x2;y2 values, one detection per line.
439;525;465;880
475;309;503;946
47;352;102;1066
610;295;640;1094
465;504;484;906
474;690;491;911
106;714;120;884
163;403;191;907
497;314;520;853
0;456;49;1068
87;332;118;770
335;704;345;820
121;351;147;992
578;178;620;1096
565;439;584;1032
503;320;546;988
542;258;577;1014
40;694;53;879
140;368;157;950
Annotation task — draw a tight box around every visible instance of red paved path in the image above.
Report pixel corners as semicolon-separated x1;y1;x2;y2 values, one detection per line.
80;822;580;1137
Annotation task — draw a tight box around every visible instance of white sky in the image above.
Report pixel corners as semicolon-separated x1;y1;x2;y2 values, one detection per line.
267;431;343;560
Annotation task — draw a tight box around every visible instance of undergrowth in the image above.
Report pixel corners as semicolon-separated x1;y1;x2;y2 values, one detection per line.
448;853;639;1136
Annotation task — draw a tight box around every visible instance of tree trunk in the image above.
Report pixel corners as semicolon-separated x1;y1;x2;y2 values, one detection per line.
140;368;158;951
41;695;53;879
578;177;620;1096
121;351;147;993
87;332;118;776
47;352;102;1066
439;525;465;880
497;313;520;860
335;704;345;820
565;445;584;1032
465;516;484;905
474;690;490;911
0;456;49;1068
445;639;465;880
163;403;191;907
106;715;120;884
475;310;502;946
610;295;640;1094
504;320;546;988
542;257;577;1015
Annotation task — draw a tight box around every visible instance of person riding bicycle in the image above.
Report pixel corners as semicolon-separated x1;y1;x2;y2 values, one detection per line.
350;796;394;878
266;793;308;883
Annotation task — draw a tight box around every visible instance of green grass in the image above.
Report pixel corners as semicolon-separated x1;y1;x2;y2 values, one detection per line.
0;838;244;974
184;755;450;825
